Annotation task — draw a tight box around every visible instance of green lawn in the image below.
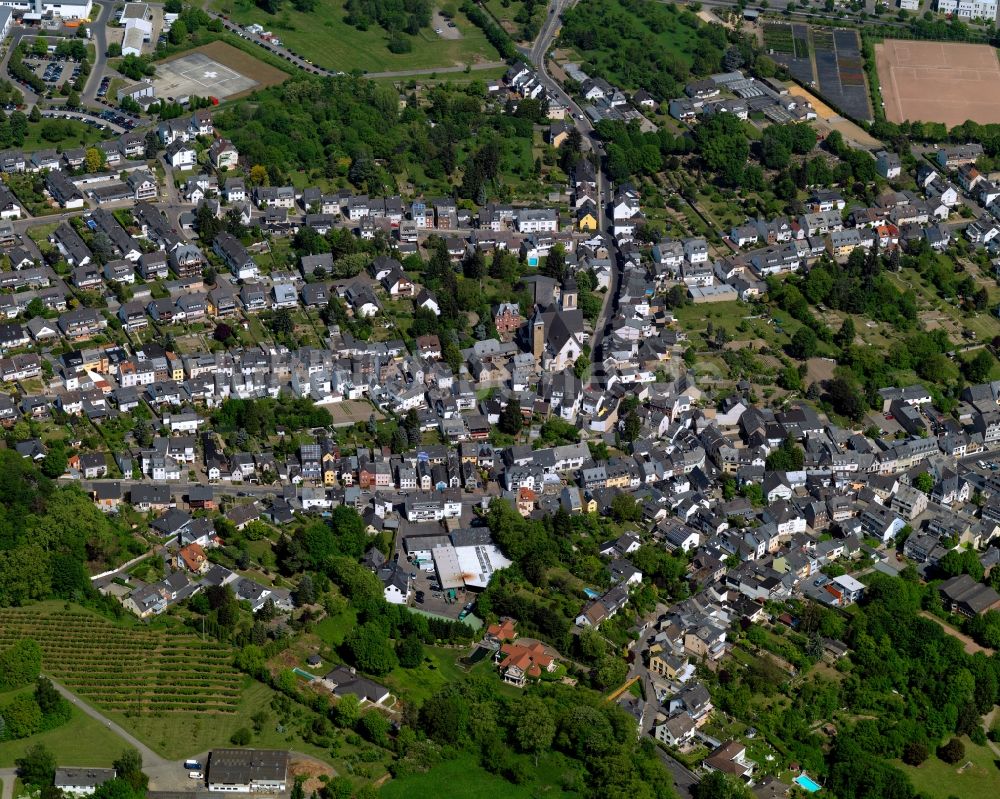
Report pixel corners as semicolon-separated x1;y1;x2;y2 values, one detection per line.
896;737;1000;799
381;750;580;799
381;646;469;705
0;687;130;767
22;118;111;152
210;0;499;73
314;606;358;647
369;65;508;88
381;752;531;799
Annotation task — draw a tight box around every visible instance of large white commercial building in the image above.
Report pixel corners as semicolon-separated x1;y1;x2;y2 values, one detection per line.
936;0;997;18
1;0;94;19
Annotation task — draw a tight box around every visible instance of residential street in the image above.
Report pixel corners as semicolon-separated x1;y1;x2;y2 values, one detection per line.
655;749;699;799
0;768;16;799
519;0;615;383
83;0;113;105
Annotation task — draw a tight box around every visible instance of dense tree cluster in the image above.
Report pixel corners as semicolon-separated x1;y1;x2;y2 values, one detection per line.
797;248;917;330
413;675;676;799
763;435;804;471
211;396;332;439
0;638;42;690
344;0;431;36
276;507;369;570
693;113;750;188
461;2;517;58
216;76;532;199
713;573;1000;799
0;452;142;607
0;677;71;741
758;123;817;170
597;119;691;184
560;0;729;100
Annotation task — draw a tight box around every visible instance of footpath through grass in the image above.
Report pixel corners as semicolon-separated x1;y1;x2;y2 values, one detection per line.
0;686;128;767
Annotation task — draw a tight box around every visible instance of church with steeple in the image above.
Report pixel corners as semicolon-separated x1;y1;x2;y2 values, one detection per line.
526;276;587;372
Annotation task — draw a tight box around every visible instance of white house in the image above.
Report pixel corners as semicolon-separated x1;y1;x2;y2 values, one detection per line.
54;769;117;796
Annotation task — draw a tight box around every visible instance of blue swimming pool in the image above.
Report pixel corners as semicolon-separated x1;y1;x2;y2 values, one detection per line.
794;774;822;793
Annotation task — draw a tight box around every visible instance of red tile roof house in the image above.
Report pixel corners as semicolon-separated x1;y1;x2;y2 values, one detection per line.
177;542;209;574
495;640;556;688
486;617;518;646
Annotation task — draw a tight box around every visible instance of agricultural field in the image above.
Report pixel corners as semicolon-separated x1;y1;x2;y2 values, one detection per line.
0;603;243;718
763;24;871;121
813;28;871;122
209;0;500;73
763;23;813;85
0;603;390;769
763;22;809;59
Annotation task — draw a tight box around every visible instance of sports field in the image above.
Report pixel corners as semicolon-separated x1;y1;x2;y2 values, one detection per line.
875;39;1000;127
153;41;287;102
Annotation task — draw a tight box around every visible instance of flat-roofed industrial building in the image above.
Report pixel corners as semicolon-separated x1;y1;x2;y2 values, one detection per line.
207;749;289;793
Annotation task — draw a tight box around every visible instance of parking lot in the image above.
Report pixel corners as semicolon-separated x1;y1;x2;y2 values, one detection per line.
390;520;476;621
407;563;475;620
22;57;77;87
96;108;139;130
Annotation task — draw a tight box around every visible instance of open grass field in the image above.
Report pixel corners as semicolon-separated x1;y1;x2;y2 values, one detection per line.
380;752;535;799
380;646;471;705
380;750;580;799
0;602;243;718
210;0;499;73
314;606;358;647
22;118;110;152
896;736;1000;799
875;39;1000;127
0;686;129;767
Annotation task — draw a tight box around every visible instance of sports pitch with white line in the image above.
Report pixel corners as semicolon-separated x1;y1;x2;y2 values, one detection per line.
152;51;258;101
